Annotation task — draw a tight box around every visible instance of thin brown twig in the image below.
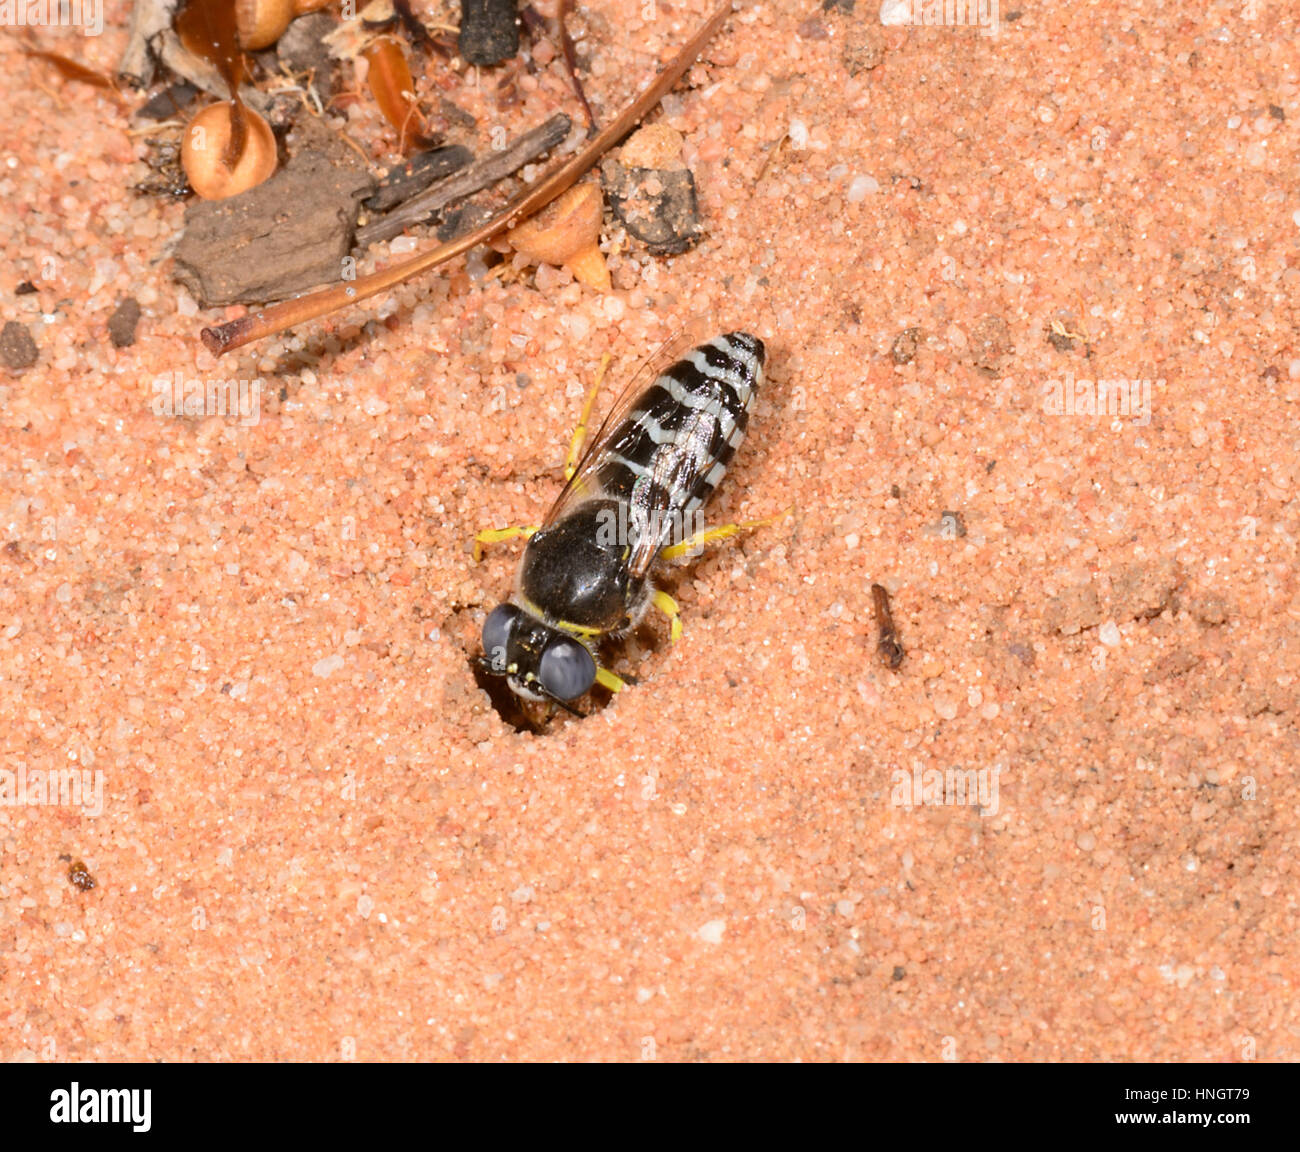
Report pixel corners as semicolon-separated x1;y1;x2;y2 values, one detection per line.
558;0;598;134
200;0;734;357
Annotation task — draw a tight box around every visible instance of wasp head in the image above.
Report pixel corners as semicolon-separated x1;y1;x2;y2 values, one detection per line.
480;603;598;706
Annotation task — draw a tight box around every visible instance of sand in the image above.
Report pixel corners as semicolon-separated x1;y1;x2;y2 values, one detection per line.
1;0;1297;1061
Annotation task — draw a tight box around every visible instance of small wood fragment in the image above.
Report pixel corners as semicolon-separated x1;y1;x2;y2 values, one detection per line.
871;583;904;669
364;145;475;213
119;0;181;88
175;148;376;305
356;114;569;248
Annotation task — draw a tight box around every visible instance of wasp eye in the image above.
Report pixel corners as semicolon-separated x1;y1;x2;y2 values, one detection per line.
538;635;597;701
481;605;519;672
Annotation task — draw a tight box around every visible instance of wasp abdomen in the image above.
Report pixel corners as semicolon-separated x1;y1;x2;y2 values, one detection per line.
596;331;764;518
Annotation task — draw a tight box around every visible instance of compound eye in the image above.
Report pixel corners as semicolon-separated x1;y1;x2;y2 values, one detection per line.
481;605;519;672
538;635;596;701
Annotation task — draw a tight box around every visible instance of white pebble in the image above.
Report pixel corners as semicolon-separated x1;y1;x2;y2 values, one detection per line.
788;118;809;150
1099;620;1121;647
847;174;879;202
880;0;912;26
312;653;344;678
697;919;726;944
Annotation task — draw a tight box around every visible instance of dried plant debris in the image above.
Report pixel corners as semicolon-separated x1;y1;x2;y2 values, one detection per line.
119;0;183;87
174;139;375;305
1;321;39;372
364;145;475;213
871;583;904;669
356;114;570;248
201;0;735;353
276;10;338;99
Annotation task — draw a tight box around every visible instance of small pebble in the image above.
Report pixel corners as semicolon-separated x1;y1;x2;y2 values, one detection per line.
107;297;141;348
312;653;345;678
847;174;879;201
1;320;38;371
697;919;726;944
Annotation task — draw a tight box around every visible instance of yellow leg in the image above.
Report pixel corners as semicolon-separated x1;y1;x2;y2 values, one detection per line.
564;353;611;480
595;666;628;693
660;506;794;562
652;589;683;641
473;524;539;562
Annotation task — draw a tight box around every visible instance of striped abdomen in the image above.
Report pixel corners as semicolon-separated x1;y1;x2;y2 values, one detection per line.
595;331;764;518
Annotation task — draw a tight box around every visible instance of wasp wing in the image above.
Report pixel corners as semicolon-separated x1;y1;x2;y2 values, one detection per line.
540;317;717;530
622;405;722;579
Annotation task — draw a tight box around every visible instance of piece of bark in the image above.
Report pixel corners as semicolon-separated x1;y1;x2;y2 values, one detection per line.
364;146;475;213
356;113;570;248
118;0;180;88
173;150;376;306
459;0;519;66
108;298;143;348
1;322;39;371
601;158;702;255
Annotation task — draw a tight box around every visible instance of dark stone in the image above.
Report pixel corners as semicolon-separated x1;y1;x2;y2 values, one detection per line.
601;159;703;256
0;321;38;371
459;0;519;66
108;297;142;348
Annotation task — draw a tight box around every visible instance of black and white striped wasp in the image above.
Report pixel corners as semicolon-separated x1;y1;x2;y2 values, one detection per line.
475;329;769;714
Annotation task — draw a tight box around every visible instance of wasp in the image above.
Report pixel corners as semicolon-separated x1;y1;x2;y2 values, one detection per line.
476;330;768;714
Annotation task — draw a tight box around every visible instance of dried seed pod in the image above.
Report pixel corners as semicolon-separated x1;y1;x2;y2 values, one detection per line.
182;102;278;199
506;181;610;292
235;0;295;50
363;35;428;153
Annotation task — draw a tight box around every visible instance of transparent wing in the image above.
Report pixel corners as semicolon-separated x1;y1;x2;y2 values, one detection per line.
540;315;718;530
623;407;720;580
